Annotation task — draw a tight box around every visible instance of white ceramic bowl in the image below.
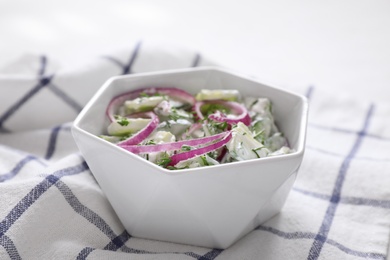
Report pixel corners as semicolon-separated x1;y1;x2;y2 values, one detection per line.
72;67;308;249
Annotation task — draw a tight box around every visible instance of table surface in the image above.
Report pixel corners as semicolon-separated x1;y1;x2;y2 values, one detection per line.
1;0;389;257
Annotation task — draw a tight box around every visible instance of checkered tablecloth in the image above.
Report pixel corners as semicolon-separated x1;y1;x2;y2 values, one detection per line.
1;42;389;259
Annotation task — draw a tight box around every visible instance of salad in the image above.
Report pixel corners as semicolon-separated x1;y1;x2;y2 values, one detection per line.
100;87;293;170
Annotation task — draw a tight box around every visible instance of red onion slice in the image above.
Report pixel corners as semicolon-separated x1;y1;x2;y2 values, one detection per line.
119;132;228;154
195;100;251;126
106;87;195;122
209;109;251;126
143;87;196;107
106;89;145;122
194;101;205;120
168;131;232;166
117;112;159;146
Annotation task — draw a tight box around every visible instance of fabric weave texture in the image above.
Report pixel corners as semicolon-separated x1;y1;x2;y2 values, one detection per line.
0;42;389;260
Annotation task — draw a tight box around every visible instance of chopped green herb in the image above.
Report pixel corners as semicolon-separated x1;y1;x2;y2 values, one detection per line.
230;150;239;160
139;92;150;98
181;145;192;151
176;103;193;110
267;102;273;112
200;155;210;166
200;103;230;116
139;92;164;98
115;116;130;126
168;108;193;122
156;153;172;168
167;165;190;170
250;99;259;108
119;134;131;141
251;147;263;158
207;151;218;160
168;108;180;121
253;129;264;139
207;120;229;135
145;139;156;145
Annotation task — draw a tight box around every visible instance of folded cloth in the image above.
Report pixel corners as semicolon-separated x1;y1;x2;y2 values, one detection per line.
1;42;389;260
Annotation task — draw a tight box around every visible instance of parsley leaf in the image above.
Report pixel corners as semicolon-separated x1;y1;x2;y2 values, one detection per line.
200;155;210;166
200;103;230;116
156;153;172;168
251;147;263;158
181;145;192;151
114;115;130;126
145;139;156;145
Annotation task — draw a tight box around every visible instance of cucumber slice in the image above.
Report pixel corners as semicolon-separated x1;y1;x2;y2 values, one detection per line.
124;96;164;113
195;89;240;101
108;117;151;136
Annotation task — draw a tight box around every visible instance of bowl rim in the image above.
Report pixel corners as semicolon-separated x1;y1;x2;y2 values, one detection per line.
72;66;309;176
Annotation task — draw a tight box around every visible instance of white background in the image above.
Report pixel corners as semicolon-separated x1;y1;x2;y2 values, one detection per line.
1;0;389;103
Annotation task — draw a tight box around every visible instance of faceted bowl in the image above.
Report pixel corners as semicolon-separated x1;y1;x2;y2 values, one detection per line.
72;67;308;249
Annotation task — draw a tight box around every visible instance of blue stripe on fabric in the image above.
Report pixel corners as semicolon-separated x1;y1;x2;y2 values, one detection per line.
101;56;126;73
122;41;141;74
256;226;386;259
103;41;141;75
103;230;131;251
306;145;390;162
325;238;385;260
44;123;73;160
54;180;123;241
47;84;83;112
307;104;375;260
185;252;209;259
0;155;46;182
292;187;331;200
120;236;222;260
120;246;206;259
78;244;207;259
54;178;218;257
45;125;62;160
120;246;156;254
78;240;215;259
340;197;390;209
199;249;223;260
363;133;390;141
257;225;316;239
0;161;88;237
61;124;72;131
310;123;356;134
0;75;53;129
305;85;314;100
76;247;95;260
192;53;201;67
38;55;47;76
0;235;22;260
293;187;390;209
309;123;390;142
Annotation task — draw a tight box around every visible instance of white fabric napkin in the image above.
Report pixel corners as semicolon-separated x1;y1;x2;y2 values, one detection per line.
1;42;389;260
